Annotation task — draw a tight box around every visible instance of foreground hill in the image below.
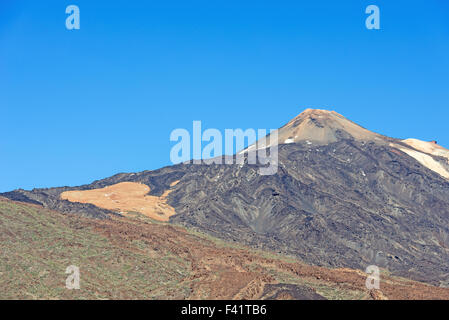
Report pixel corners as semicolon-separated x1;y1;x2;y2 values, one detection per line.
1;197;448;300
3;109;449;288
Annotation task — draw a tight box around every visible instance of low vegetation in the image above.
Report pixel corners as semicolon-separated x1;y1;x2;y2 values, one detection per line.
1;198;448;300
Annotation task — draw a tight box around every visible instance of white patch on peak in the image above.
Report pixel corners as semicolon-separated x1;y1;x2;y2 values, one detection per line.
392;142;449;179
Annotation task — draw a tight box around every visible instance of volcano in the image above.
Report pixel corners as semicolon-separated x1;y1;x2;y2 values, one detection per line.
3;108;449;287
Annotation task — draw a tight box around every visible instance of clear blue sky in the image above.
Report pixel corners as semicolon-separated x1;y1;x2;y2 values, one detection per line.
1;0;448;191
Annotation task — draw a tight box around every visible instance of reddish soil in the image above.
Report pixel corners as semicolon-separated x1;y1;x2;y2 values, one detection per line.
83;214;449;300
3;196;448;300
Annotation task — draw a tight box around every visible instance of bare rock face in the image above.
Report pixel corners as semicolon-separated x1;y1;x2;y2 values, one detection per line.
3;109;449;287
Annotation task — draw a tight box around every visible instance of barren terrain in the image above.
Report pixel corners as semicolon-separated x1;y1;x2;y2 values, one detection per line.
1;197;448;300
60;182;176;221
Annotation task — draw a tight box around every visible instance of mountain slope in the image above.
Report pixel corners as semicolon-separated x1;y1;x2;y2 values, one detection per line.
3;109;449;287
2;197;449;300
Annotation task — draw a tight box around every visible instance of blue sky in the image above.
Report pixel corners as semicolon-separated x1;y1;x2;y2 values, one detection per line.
1;0;448;191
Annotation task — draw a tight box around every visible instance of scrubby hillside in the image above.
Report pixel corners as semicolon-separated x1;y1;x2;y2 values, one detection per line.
1;197;448;300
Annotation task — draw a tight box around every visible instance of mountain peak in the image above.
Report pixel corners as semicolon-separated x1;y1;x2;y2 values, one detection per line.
299;108;340;116
278;108;383;145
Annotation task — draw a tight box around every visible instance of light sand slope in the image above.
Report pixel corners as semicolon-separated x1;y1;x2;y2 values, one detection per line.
402;139;449;160
60;182;177;221
397;146;449;179
389;139;449;180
